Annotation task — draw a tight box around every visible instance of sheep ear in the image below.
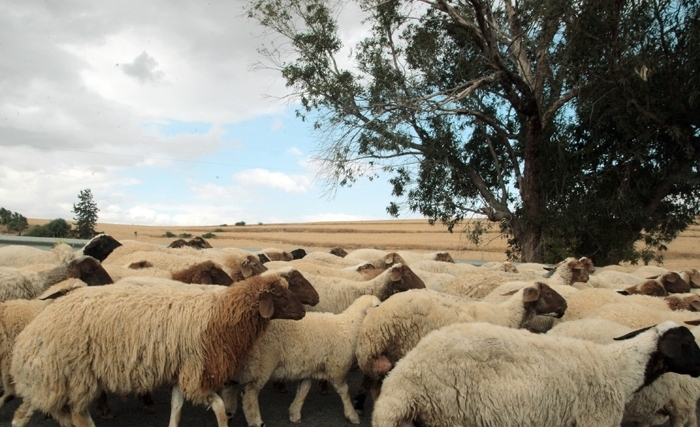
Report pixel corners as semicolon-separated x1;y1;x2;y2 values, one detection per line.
389;265;402;282
616;290;632;295
522;286;540;303
614;326;654;340
258;293;275;318
500;289;520;296
685;319;700;326
240;260;253;278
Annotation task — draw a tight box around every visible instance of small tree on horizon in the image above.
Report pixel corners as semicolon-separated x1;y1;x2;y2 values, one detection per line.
71;189;99;239
7;212;28;236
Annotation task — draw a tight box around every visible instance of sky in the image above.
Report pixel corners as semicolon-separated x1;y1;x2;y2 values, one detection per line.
0;0;420;226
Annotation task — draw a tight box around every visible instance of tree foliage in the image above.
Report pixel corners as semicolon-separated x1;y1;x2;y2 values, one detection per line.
246;0;700;264
0;208;28;236
26;218;73;238
71;189;99;239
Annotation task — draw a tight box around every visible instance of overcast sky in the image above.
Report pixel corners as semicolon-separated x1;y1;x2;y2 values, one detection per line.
0;0;417;226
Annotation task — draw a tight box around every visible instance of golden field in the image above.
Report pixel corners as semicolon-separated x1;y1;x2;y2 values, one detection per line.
26;218;700;270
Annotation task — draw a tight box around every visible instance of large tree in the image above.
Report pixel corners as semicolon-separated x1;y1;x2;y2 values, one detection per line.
72;189;100;239
247;0;700;263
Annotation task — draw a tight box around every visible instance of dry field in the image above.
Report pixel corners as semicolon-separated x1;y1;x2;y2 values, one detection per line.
26;218;700;270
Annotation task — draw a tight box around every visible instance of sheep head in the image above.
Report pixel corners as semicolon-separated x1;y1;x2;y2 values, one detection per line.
523;282;567;318
625;280;668;297
666;295;700;312
383;264;426;299
656;272;690;294
258;277;306;320
680;269;700;289
273;268;319;306
502;262;518;273
578;257;596;274
82;234;122;262
330;246;348;257
290;248;307;260
67;255;113;286
434;252;455;263
382;252;406;268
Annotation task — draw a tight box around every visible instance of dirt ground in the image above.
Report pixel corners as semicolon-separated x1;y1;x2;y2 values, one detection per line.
25;218;700;270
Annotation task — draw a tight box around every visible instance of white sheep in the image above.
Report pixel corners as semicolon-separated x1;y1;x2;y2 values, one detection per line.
547;318;700;427
445;257;588;300
345;249;454;265
303;264;426;314
372;321;700;427
0;234;122;267
104;260;234;286
265;260;379;282
479;261;519;273
583;301;700;329
408;268;455;292
0;255;112;302
9;273;309;427
407;260;478;275
258;248;293;262
224;295;381;427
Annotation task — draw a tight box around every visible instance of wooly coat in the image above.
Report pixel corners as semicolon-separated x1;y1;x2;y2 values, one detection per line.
303;264;425;314
227;295;381;427
372;321;700;427
9;274;307;427
0;255;112;303
0;235;121;268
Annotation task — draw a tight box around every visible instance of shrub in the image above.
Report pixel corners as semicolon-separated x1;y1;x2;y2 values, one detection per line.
235;221;246;226
25;218;72;238
202;232;216;239
179;233;192;238
219;223;228;227
163;231;176;238
213;228;224;232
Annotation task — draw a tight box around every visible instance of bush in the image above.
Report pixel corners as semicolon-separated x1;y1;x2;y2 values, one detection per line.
25;218;72;238
202;232;216;239
163;231;176;238
235;221;246;226
213;228;224;232
179;233;192;238
220;223;228;227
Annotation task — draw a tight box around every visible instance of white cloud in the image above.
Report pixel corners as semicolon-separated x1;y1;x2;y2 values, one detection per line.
286;147;303;156
234;168;313;194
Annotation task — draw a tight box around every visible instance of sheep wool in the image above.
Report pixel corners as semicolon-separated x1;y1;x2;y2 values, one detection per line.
372;321;700;427
231;295;381;427
10;274;305;427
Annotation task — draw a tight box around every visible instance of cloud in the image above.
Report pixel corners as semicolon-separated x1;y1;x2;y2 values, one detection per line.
286;147;303;156
234;168;313;193
120;51;164;84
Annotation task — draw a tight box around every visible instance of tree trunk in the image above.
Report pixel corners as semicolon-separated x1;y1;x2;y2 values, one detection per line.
517;114;545;263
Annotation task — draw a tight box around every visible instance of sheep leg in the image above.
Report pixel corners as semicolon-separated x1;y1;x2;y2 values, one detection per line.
139;392;156;413
220;381;239;419
10;401;35;427
49;410;74;427
168;385;185;427
0;357;14;408
352;374;374;415
288;379;313;423
96;391;114;419
207;392;229;427
241;382;265;427
70;410;97;427
329;378;360;424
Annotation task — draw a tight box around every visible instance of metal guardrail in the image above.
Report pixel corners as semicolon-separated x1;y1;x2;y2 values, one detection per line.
0;236;89;250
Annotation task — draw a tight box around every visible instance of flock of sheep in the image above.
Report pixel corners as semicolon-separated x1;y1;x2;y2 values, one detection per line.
0;234;699;426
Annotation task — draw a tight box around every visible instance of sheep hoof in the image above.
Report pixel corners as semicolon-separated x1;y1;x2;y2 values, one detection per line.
227;412;235;420
347;413;361;424
289;416;302;424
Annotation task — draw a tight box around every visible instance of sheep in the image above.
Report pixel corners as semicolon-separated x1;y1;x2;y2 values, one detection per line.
107;249;266;283
355;283;567;383
303;251;405;270
290;248;307;259
548;318;700;427
265;260;380;281
258;248;293;262
0;278;89;409
345;249;454;265
558;288;700;323
167;236;213;249
409;268;456;292
0;234;122;267
371;321;700;427
479;261;518;273
352;282;567;412
0;255;112;303
303;264;425;314
105;260;233;286
583;301;700;329
443;256;588;299
329;246;348;257
9;273;310;427
408;260;478;276
225;295;381;427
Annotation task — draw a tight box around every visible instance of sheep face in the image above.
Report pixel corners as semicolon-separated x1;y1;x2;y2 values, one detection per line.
290;248;307;260
568;260;590;284
502;262;518;273
666;295;700;312
68;256;113;286
241;255;268;278
658;272;690;294
83;234;122;262
257;253;271;264
259;280;306;320
657;326;700;379
387;265;426;294
683;269;700;288
189;236;213;249
167;239;188;248
625;280;668;297
434;252;454;263
277;269;319;306
578;257;596;274
525;282;567;318
330;246;348;257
